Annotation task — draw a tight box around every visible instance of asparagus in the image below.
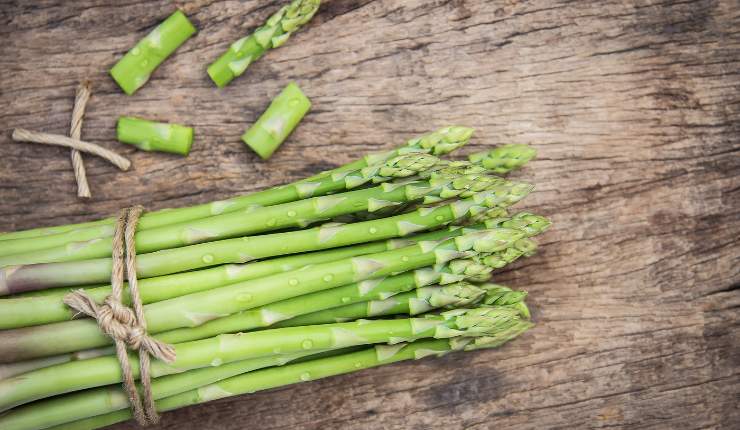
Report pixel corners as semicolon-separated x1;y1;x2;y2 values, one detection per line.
0;227;516;379
0;223;540;362
242;82;311;159
144;247;527;345
207;0;321;87
302;126;474;182
0;224;521;376
43;325;533;430
110;10;197;95
116;117;194;155
468;144;537;174
0;126;472;244
0;152;440;264
0;175;531;294
279;281;532;327
0;305;524;411
0;225;474;329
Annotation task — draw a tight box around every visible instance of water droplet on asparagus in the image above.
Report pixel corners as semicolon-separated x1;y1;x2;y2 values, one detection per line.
202;254;214;263
300;372;311;381
354;362;362;368
301;340;313;349
402;256;409;262
323;274;333;282
267;218;277;227
435;215;445;221
289;279;299;286
369;227;378;234
289;98;301;107
131;47;140;55
287;210;297;217
341;296;351;303
211;358;223;366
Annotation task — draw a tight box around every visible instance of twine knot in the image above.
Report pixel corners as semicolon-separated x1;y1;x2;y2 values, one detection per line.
63;205;175;426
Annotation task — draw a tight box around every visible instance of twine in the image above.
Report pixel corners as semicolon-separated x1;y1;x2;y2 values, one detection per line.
63;206;175;425
11;128;131;171
69;81;92;198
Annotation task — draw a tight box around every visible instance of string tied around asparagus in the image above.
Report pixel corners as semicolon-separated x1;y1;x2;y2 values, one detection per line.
63;206;175;426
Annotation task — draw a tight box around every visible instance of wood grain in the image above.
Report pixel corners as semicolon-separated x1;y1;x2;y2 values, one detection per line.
1;0;738;429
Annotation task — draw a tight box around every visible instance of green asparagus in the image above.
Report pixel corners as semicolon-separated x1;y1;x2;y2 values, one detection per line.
110;10;196;95
468;144;537;174
0;225;476;329
0;224;537;362
116;117;194;155
207;0;321;87
41;324;533;430
0;175;532;294
242;82;311;159
0;305;523;411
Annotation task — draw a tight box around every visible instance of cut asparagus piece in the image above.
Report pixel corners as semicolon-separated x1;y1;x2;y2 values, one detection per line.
0;152;440;265
468;144;537;174
116;117;193;155
0;306;524;412
0;126;472;244
242;82;311;159
0;174;532;294
207;0;321;87
0;223;542;362
0;226;470;329
40;322;533;430
110;10;196;95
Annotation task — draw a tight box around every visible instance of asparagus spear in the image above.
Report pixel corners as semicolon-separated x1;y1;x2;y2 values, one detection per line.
0;126;472;243
0;152;439;264
116;117;194;155
41;324;533;430
0;176;531;294
468;144;537;174
110;10;197;95
279;281;531;327
0;305;524;412
207;0;321;88
0;224;539;362
0;225;475;329
242;82;311;159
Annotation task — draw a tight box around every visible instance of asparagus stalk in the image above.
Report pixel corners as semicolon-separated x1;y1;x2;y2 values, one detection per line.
110;10;197;95
43;324;533;430
0;224;540;362
0;305;524;412
242;82;311;159
468;144;537;174
116;117;194;155
0;126;472;244
0;175;531;294
0;225;473;329
0;152;440;265
207;0;321;87
302;126;474;183
279;281;531;328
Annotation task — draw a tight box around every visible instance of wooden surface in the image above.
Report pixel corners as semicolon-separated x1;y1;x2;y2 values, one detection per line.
1;0;739;428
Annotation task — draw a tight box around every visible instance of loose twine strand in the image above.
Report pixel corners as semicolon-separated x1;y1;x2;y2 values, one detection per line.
63;206;175;425
69;81;92;198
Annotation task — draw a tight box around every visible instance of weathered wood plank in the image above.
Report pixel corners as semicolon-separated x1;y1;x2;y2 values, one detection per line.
0;0;738;429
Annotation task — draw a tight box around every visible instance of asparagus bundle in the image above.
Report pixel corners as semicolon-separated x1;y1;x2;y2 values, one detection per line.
0;132;546;430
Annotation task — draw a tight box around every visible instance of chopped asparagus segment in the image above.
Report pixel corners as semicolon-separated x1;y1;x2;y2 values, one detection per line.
116;117;193;155
110;10;196;95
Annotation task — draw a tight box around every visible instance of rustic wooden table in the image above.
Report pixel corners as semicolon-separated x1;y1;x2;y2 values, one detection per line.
1;1;738;429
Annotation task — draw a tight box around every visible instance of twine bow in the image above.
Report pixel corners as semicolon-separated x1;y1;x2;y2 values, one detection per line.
63;206;175;425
